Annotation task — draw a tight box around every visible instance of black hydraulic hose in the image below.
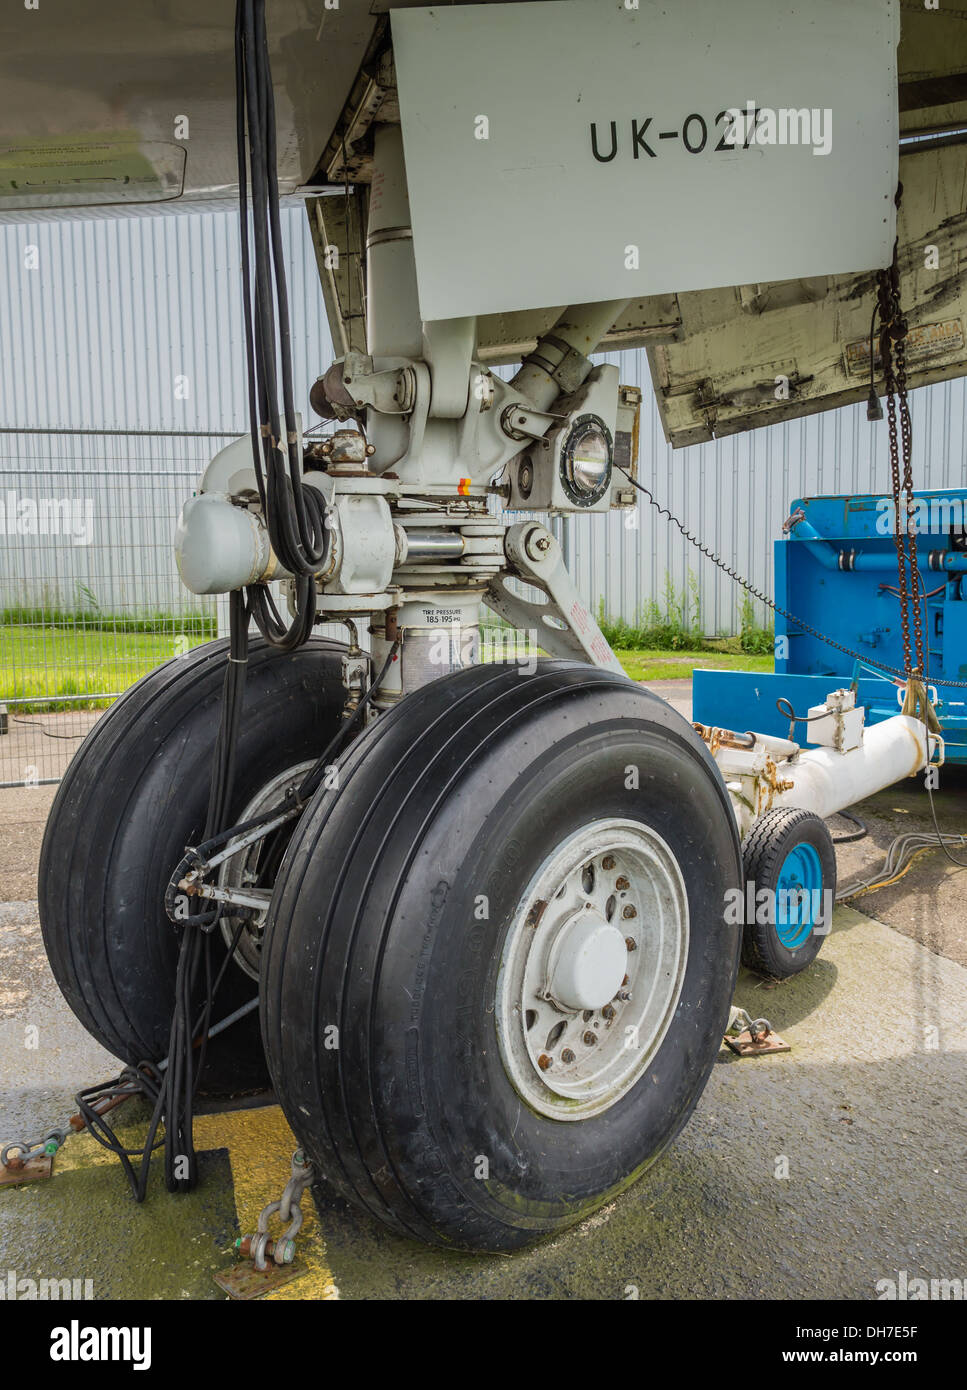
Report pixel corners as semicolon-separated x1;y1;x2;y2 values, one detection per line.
776;697;829;727
161;588;251;1194
295;638;401;803
79;594;253;1203
251;0;326;570
234;0;265;514
831;811;868;845
167;588;251;930
235;0;328;646
249;577;315;652
255;1;318;557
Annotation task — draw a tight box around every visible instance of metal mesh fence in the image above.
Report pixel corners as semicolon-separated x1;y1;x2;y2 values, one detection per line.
0;425;524;789
0;429;235;788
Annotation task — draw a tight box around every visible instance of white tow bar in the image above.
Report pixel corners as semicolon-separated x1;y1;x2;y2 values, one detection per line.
695;688;941;838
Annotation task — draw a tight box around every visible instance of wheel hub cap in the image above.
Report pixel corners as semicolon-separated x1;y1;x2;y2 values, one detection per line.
547;911;628;1011
496;817;689;1121
774;841;823;948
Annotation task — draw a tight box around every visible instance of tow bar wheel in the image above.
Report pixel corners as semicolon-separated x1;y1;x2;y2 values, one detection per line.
741;806;837;979
261;661;742;1252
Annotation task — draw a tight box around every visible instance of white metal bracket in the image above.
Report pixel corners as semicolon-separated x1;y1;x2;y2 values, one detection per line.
485;522;626;676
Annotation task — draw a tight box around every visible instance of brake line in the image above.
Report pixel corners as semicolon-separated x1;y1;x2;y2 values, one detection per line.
61;590;252;1202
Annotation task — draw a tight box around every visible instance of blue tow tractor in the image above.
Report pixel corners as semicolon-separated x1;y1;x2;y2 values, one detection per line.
693;488;961;978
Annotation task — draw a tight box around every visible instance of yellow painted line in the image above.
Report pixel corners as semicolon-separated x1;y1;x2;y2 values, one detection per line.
55;1129;117;1173
55;1104;339;1300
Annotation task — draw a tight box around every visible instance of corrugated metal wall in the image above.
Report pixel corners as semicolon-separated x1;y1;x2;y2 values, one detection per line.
0;207;324;432
1;207;965;630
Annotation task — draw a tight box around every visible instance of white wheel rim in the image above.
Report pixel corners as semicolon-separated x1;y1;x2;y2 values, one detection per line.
496;818;689;1120
218;760;315;980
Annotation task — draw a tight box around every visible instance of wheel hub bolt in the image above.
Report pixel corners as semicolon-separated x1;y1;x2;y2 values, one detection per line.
538;1053;552;1070
622;905;637;920
602;855;616;870
602;1003;616;1020
615;875;630;890
561;1048;575;1064
617;990;632;1001
583;1031;597;1046
625;936;637;951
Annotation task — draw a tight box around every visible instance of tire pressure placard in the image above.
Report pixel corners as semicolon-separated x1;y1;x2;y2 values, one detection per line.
392;0;899;321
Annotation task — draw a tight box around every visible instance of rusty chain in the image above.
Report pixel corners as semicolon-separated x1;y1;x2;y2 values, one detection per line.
876;185;925;681
235;1148;316;1270
616;183;967;693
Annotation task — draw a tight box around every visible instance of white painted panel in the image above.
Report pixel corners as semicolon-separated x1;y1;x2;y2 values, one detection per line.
393;0;899;320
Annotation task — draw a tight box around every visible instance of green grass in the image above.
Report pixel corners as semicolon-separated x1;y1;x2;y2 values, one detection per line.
0;605;216;636
615;648;774;682
1;616;773;713
0;619;215;710
479;626;773;683
596;582;776;658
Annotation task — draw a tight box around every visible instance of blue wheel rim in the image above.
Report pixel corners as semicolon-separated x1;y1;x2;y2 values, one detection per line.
773;842;823;949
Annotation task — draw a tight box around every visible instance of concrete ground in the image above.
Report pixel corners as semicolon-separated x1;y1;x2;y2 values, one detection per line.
1;680;964;1299
0;708;98;791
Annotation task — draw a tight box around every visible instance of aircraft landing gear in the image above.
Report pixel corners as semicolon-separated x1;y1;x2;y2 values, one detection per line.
260;662;741;1251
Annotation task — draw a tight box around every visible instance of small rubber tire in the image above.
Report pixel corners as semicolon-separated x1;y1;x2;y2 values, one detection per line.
261;661;742;1251
38;635;347;1094
740;806;836;979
